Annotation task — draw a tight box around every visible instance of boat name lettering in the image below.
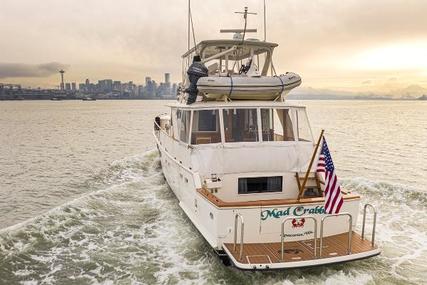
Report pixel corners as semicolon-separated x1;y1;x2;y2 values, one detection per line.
260;206;326;220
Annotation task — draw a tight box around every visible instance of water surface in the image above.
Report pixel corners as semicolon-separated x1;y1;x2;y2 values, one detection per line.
0;100;426;284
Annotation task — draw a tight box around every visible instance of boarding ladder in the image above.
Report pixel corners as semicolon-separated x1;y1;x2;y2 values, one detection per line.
233;213;245;260
361;203;377;247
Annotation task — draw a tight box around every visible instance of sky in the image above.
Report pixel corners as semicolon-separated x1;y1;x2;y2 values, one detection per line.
0;0;426;96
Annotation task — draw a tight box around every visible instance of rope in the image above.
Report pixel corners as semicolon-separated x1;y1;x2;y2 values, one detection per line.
228;76;234;98
277;75;285;94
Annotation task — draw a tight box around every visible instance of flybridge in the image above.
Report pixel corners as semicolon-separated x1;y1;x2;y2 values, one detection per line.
179;4;302;104
180;38;302;103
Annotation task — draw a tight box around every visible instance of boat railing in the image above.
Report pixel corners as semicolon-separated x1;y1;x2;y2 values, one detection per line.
233;213;245;260
153;116;202;189
281;216;318;260
320;213;352;257
153;113;169;138
362;203;377;248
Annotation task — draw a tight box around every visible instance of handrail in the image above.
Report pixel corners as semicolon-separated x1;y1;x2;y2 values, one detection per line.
281;216;318;260
320;213;352;257
153;114;169;135
362;203;377;247
201;46;238;64
233;213;245;260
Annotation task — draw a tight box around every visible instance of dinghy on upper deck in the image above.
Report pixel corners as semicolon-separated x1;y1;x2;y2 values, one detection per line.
182;32;301;103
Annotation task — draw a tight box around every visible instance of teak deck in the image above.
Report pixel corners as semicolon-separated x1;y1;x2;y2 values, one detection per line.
223;232;375;264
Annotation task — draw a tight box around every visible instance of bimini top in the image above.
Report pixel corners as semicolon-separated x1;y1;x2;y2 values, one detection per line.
182;39;278;60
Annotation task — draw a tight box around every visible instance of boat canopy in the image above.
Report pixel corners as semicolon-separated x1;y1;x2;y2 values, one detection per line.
181;39;279;81
182;39;278;60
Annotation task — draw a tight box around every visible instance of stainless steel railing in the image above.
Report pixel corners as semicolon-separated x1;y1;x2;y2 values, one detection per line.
320;213;353;257
233;213;245;260
362;203;377;247
281;216;318;260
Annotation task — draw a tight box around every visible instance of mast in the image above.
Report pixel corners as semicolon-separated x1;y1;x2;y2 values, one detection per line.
187;0;191;51
263;0;267;41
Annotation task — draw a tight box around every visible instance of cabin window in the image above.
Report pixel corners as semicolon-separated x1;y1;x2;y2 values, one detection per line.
238;176;283;194
178;110;191;143
261;109;295;141
296;110;312;142
223;109;259;142
191;110;221;144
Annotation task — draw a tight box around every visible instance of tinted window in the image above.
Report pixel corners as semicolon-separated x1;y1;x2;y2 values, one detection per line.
198;110;217;131
238;176;282;194
261;108;295;141
223;109;258;142
178;110;191;143
191;110;221;144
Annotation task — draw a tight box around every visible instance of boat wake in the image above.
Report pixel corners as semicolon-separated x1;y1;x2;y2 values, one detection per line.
0;150;425;284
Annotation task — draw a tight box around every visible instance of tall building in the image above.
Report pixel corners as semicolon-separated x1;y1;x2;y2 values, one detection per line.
98;79;113;92
113;81;122;92
59;70;65;91
164;73;170;84
71;82;76;91
145;77;151;86
65;83;71;91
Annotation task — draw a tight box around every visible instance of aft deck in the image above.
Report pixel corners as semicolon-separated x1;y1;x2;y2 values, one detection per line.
223;231;380;270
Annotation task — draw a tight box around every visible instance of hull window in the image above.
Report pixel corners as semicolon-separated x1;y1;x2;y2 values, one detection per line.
261;108;295;141
238;176;283;194
223;109;259;142
191;110;221;144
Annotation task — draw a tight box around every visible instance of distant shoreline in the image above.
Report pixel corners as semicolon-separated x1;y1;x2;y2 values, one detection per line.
0;97;425;102
0;97;176;101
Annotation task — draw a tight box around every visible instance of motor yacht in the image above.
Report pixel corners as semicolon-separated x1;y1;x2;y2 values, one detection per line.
153;6;380;270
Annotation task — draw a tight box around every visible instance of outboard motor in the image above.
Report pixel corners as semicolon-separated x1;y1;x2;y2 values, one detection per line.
186;55;208;105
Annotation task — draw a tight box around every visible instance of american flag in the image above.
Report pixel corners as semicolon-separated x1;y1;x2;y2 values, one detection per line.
316;137;343;214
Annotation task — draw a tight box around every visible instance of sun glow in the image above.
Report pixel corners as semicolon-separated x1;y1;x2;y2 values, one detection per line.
350;41;427;71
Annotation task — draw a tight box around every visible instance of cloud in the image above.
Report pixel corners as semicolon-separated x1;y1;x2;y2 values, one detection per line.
0;62;69;78
0;0;426;88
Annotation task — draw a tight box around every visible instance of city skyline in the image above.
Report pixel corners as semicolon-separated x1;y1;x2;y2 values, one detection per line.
0;72;178;100
0;0;426;95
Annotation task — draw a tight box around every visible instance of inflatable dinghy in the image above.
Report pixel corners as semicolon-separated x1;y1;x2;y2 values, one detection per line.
197;72;301;100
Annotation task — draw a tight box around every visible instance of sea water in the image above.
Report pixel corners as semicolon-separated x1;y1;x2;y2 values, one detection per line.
0;100;426;284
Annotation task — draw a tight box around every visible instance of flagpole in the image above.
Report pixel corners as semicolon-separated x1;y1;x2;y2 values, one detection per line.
298;129;325;200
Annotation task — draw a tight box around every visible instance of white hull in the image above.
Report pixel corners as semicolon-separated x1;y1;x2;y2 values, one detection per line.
153;125;379;269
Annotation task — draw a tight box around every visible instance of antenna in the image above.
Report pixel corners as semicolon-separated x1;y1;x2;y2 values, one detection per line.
234;6;257;20
263;0;267;41
234;7;257;43
187;0;190;51
220;29;257;33
187;0;197;53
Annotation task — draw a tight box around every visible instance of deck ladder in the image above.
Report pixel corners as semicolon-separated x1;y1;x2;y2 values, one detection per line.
281;216;318;260
320;213;353;257
362;203;377;247
233;213;245;260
